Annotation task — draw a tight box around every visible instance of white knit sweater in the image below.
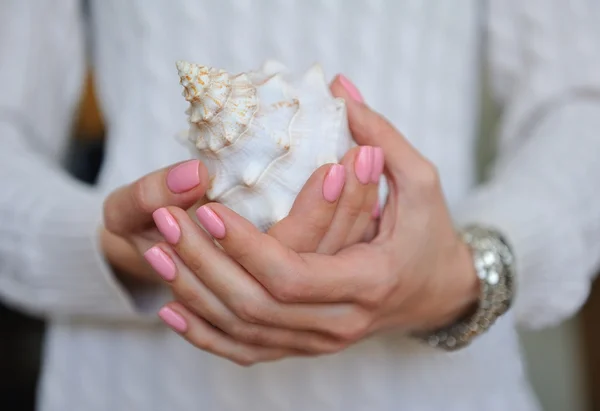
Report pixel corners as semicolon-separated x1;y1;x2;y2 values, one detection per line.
2;1;600;410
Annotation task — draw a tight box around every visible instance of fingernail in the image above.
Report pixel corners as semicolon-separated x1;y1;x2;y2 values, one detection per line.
158;307;187;333
355;146;373;184
144;246;176;281
196;206;226;239
371;199;381;218
152;208;181;244
371;147;384;184
167;160;201;193
323;164;346;202
338;74;364;103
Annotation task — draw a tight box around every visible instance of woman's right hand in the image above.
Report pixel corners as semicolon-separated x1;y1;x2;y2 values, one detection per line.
102;144;381;293
139;145;383;363
101;159;210;287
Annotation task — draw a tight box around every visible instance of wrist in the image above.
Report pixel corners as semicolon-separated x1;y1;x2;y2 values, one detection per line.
422;239;480;332
438;240;481;327
416;225;516;351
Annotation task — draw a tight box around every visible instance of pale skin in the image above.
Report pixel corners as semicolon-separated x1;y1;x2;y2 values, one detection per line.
102;75;479;366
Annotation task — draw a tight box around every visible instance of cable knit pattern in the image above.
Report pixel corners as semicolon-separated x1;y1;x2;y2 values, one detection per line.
0;1;599;410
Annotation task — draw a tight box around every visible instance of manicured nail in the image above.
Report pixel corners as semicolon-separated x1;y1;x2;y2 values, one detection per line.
166;160;201;193
323;164;346;202
355;146;373;184
371;147;384;184
158;307;187;333
152;208;181;244
196;206;226;239
338;74;364;103
144;246;176;281
371;199;381;218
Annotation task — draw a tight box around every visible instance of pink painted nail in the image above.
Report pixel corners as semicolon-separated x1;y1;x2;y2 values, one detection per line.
144;246;176;281
338;74;364;103
355;146;374;184
166;160;201;193
371;199;381;219
196;206;226;239
323;164;346;202
371;147;384;184
152;208;181;244
158;307;187;333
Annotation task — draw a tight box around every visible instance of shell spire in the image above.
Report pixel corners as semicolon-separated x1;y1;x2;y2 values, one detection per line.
175;59;388;231
176;60;258;151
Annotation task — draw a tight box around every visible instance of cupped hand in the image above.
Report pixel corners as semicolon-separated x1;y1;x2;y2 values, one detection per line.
147;76;480;367
144;145;383;365
101;160;210;286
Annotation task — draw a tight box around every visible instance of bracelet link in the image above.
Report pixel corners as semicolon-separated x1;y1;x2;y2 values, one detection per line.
417;225;516;351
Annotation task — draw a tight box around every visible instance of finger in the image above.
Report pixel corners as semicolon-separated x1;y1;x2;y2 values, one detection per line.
361;220;379;243
100;228;161;285
154;206;364;337
268;163;346;252
330;75;428;176
103;159;209;236
316;146;371;253
158;302;302;367
299;244;394;309
144;244;344;354
195;202;385;307
343;147;384;246
317;146;383;253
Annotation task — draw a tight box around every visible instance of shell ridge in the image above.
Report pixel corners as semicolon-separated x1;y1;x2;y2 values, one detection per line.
204;97;297;198
213;97;300;205
176;59;380;231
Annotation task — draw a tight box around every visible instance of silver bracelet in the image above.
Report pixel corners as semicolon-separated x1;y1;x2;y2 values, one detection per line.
417;225;516;351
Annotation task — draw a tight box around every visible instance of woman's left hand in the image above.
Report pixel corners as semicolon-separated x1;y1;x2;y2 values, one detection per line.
148;76;481;366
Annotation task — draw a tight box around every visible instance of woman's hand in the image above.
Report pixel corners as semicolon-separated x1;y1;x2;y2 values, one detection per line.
144;76;480;367
101;160;210;287
269;144;384;254
144;145;383;364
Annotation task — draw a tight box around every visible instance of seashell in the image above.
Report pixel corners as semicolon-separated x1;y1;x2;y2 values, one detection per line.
175;59;388;232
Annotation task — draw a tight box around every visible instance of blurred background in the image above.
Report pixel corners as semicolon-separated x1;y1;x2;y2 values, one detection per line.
0;69;598;411
1;2;599;410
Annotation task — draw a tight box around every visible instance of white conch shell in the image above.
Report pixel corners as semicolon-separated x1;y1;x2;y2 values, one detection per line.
176;59;388;232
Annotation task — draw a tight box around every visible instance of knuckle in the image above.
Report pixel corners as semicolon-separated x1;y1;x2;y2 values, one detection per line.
230;237;253;261
357;270;395;309
190;335;215;353
175;287;205;313
171;283;209;319
413;161;440;194
340;198;363;221
131;178;156;215
229;232;261;263
234;324;264;344
312;339;348;355
331;312;372;342
233;353;258;367
232;297;266;323
233;358;254;367
358;284;390;309
102;199;120;233
184;257;208;281
304;213;331;235
267;251;308;303
271;275;305;303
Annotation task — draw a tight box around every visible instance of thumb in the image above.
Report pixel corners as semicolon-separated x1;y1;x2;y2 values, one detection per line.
330;74;428;177
103;159;210;236
268;163;344;252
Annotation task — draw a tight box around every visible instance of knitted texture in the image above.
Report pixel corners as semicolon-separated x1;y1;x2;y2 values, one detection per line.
1;1;599;410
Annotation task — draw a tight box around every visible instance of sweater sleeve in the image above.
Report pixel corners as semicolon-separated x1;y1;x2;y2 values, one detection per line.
452;0;600;330
0;1;167;322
